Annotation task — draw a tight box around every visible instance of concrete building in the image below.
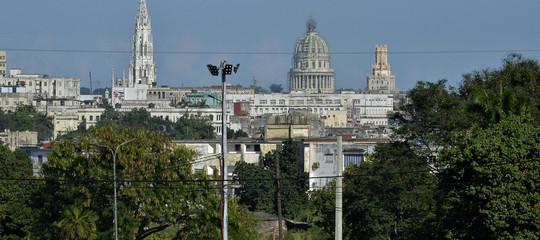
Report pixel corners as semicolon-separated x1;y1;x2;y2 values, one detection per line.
0;68;81;128
367;45;399;94
227;92;393;126
0;129;38;151
302;139;389;190
289;16;335;94
0;51;6;76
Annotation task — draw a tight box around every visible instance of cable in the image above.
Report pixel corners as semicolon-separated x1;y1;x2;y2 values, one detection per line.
2;48;540;55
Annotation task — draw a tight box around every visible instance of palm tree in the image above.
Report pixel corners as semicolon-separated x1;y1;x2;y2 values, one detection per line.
55;205;98;240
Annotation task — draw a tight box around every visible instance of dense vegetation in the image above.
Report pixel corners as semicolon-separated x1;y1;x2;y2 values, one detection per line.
59;105;216;141
0;104;53;140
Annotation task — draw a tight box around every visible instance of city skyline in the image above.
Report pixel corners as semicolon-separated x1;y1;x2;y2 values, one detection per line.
1;0;539;91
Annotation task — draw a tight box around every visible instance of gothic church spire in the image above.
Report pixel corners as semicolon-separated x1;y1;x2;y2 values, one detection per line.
129;0;156;87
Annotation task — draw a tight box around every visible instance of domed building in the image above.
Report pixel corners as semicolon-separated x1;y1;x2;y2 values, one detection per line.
289;16;335;94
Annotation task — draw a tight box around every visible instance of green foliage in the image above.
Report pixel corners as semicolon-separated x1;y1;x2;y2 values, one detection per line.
344;142;438;240
55;205;98;240
461;53;540;125
168;114;216;140
391;79;469;157
32;126;200;239
80;87;91;95
297;187;335;239
269;84;283;93
93;106;215;140
251;85;268;94
227;128;249;139
439;114;540;239
0;104;53;140
234;139;308;219
0;144;36;239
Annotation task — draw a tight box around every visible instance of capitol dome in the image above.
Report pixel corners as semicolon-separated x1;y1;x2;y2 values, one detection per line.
289;16;335;94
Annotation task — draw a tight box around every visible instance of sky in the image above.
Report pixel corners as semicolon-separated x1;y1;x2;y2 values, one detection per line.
1;0;540;92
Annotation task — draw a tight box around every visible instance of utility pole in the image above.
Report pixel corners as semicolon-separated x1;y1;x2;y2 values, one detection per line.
275;149;283;239
89;71;93;94
335;136;343;240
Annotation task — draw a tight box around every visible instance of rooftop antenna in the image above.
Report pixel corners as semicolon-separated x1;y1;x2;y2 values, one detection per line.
252;76;256;97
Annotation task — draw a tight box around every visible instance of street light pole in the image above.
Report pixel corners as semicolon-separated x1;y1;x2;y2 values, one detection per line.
92;137;138;240
207;61;239;240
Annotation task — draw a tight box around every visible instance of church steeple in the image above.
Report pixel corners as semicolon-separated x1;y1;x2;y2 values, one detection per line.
129;0;156;87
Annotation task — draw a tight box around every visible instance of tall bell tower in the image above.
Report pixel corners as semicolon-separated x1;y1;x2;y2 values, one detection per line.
128;0;157;88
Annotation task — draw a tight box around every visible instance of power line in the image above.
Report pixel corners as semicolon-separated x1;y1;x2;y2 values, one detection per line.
2;48;540;55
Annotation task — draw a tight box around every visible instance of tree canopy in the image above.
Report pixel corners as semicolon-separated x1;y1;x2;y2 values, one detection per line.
0;104;53;140
269;84;283;93
234;139;308;219
439;114;539;239
344;142;438;239
0;144;36;239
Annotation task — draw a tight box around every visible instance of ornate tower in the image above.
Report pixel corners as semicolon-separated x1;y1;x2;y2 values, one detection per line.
128;0;157;88
367;45;398;93
289;16;335;94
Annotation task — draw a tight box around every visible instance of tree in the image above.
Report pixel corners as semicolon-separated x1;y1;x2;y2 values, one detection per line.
234;139;308;219
80;87;91;95
269;84;283;93
94;107;215;140
461;53;540;125
251;85;268;94
169;114;215;140
227;129;248;139
55;205;98;240
32;126;202;239
0;104;54;140
174;173;260;239
391;80;469;159
0;144;36;239
344;142;439;240
439;114;540;239
296;187;335;239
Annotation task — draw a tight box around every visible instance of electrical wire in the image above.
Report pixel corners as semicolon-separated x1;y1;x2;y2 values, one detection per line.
2;48;540;55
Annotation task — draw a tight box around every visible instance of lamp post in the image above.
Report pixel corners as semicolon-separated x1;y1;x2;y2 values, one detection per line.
92;137;138;240
207;61;239;240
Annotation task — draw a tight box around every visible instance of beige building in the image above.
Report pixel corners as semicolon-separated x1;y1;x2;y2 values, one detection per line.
0;129;38;151
324;110;347;128
0;51;6;76
367;45;399;94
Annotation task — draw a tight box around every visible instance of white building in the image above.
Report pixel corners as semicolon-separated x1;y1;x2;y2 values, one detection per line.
289;16;335;94
227;92;393;126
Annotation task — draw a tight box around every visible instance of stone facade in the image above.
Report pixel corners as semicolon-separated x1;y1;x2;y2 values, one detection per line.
289;16;335;94
129;0;156;88
367;45;399;94
0;51;6;76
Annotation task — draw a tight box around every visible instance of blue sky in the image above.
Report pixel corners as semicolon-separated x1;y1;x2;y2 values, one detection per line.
1;0;539;91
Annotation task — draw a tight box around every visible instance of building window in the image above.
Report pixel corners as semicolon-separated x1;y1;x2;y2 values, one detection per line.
235;144;241;152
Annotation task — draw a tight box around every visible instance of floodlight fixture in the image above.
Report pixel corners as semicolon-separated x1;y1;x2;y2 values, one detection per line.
223;64;233;75
234;64;240;73
207;64;219;76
